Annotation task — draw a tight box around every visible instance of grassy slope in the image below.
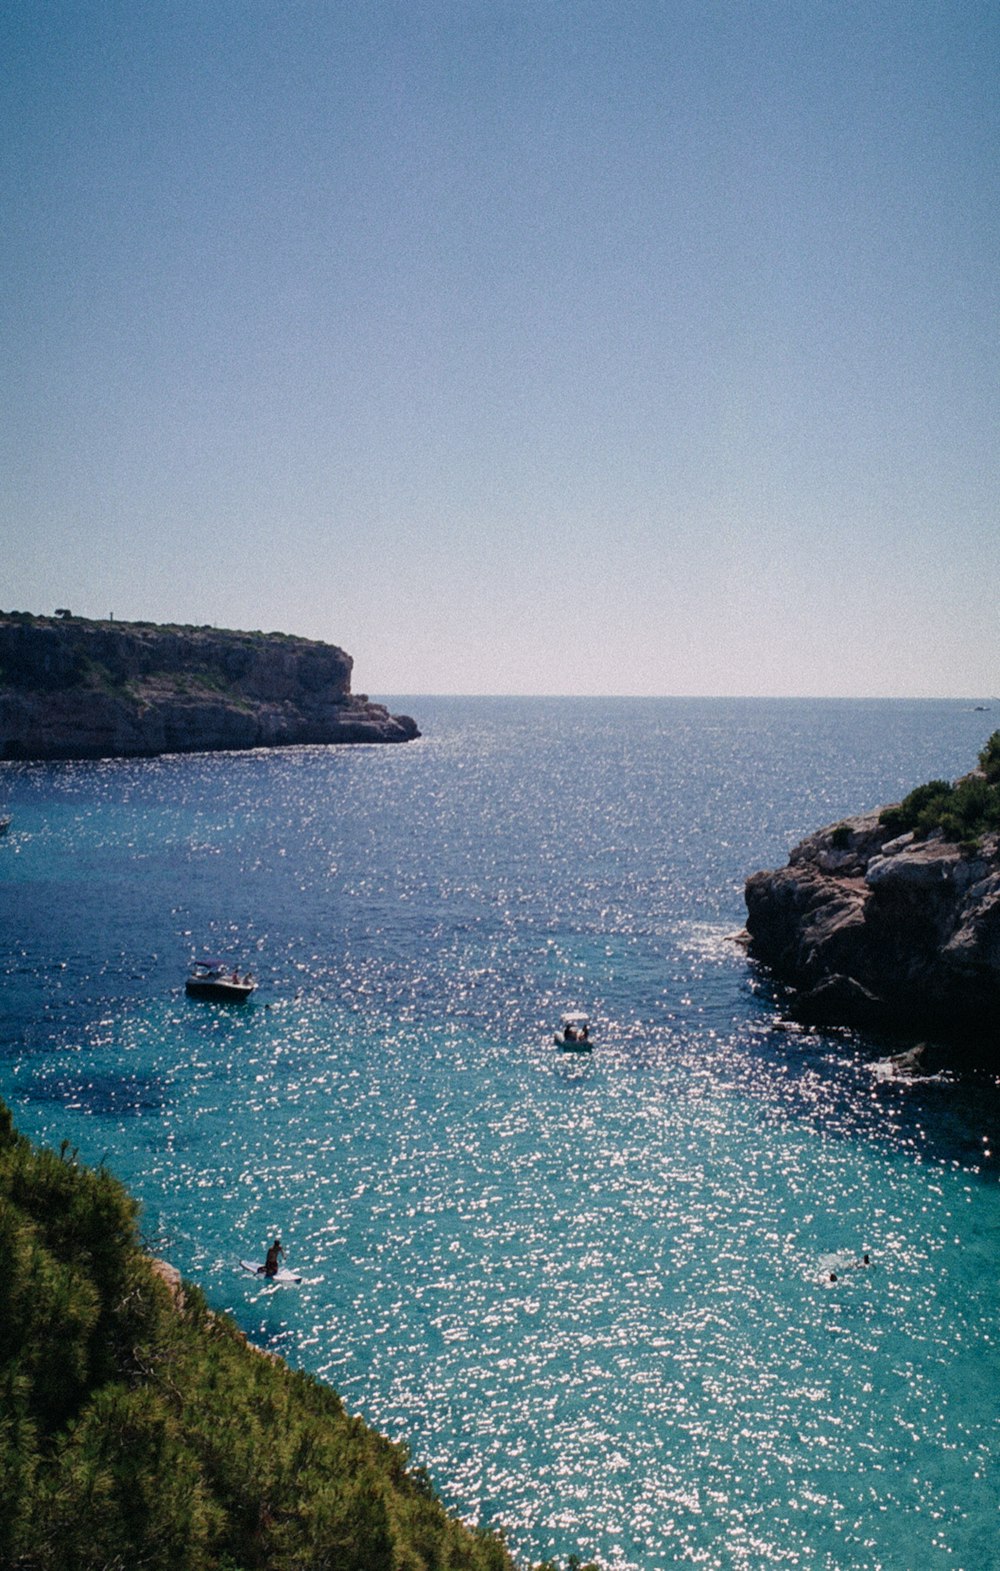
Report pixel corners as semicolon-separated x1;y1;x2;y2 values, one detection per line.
0;1099;579;1571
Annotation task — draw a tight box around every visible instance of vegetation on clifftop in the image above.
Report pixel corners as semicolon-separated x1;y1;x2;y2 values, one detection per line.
0;611;352;697
878;732;1000;848
0;1100;593;1571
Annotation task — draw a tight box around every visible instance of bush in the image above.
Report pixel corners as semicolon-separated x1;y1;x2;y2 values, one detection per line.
979;730;1000;784
879;780;954;839
879;735;1000;846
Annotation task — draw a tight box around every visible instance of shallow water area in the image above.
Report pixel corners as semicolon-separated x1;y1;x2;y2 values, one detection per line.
1;698;998;1570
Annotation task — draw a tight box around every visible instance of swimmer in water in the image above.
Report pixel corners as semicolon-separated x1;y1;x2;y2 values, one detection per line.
829;1253;872;1282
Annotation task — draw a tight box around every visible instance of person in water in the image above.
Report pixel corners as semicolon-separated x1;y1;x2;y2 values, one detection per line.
829;1253;872;1282
263;1238;284;1277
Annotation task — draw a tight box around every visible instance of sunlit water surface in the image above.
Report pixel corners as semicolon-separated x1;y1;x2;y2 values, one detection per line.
1;699;997;1570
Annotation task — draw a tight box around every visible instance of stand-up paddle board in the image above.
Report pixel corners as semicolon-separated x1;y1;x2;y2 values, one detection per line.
240;1259;302;1284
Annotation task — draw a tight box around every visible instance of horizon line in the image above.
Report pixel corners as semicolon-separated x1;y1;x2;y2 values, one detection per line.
375;692;998;704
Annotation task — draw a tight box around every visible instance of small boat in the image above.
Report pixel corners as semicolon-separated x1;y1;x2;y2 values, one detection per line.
0;816;10;836
555;1011;593;1051
185;958;256;1001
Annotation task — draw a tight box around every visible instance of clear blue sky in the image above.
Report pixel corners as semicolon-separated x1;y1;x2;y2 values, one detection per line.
3;1;997;696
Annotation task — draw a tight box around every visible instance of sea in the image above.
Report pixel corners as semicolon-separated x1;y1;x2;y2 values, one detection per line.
1;697;997;1571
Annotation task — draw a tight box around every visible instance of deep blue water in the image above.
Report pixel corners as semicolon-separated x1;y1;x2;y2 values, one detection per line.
1;698;998;1571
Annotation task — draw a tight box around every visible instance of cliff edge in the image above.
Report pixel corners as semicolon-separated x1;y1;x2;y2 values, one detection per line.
744;739;1000;1046
0;612;419;760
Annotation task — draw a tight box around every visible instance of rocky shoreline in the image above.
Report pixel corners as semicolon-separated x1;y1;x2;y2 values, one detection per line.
744;794;1000;1049
0;612;419;760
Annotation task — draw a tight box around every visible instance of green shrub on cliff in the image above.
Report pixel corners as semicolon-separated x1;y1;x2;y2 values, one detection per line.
879;779;956;838
0;1100;558;1571
879;733;1000;847
979;730;1000;784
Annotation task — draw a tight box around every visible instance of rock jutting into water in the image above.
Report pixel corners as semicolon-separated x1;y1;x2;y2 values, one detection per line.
0;611;419;760
744;751;1000;1044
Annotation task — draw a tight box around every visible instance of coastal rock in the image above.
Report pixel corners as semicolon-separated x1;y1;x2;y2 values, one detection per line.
745;806;1000;1042
0;612;419;760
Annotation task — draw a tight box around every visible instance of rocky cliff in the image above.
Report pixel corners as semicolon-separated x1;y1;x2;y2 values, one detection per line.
0;613;419;760
744;758;1000;1045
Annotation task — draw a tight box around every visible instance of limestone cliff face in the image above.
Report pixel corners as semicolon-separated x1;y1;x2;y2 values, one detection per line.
745;811;1000;1042
0;614;419;759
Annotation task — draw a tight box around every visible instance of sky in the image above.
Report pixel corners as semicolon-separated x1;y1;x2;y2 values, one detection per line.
2;1;997;697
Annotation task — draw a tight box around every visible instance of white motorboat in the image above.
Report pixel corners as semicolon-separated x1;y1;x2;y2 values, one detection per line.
185;959;256;1001
555;1011;593;1051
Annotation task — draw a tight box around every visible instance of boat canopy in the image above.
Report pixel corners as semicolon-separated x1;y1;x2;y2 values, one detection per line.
561;1012;589;1025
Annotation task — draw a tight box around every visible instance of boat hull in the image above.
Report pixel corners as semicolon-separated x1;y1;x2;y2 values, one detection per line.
555;1034;593;1052
185;978;256;1001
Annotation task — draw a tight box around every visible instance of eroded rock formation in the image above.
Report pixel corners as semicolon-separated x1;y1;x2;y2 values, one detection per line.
745;809;1000;1042
0;612;419;759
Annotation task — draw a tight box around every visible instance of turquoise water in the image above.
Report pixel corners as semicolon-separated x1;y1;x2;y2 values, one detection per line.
1;698;997;1570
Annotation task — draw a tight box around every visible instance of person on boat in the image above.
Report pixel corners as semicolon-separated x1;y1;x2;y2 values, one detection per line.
580;1023;590;1041
563;1022;577;1042
263;1238;284;1278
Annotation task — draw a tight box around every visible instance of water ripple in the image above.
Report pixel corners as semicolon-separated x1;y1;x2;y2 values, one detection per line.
2;699;998;1569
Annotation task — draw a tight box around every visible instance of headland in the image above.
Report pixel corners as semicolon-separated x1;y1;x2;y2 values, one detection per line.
744;734;1000;1049
0;611;419;760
